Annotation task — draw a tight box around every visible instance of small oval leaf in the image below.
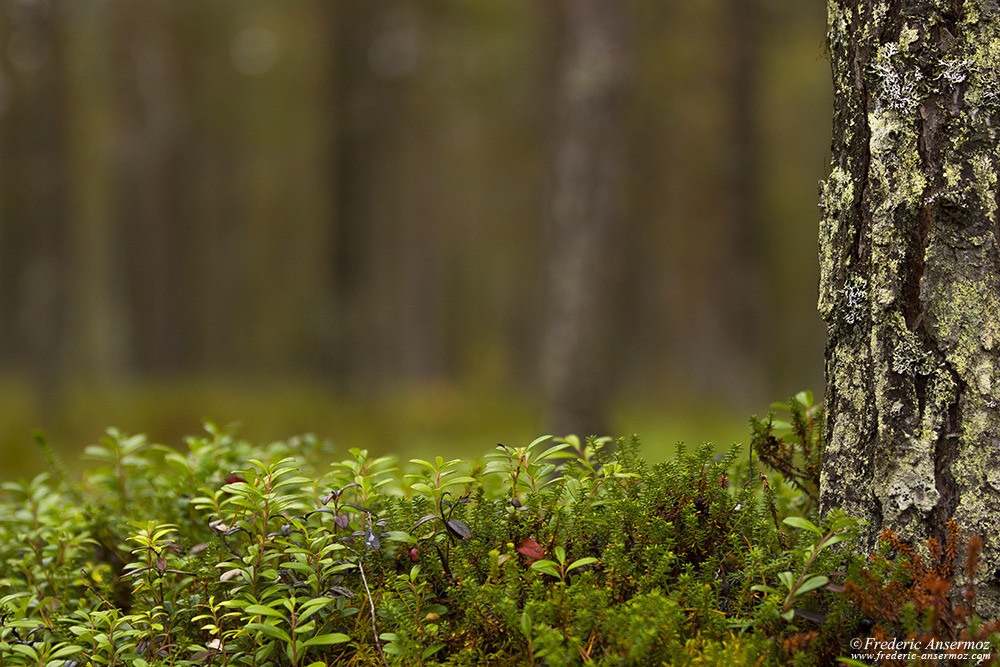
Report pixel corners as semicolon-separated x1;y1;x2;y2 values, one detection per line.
446;519;472;540
783;516;822;534
365;528;381;551
793;574;830;596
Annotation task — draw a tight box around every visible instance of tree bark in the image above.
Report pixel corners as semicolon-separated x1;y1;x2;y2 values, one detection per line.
109;2;191;374
541;0;630;439
0;0;73;406
819;0;1000;615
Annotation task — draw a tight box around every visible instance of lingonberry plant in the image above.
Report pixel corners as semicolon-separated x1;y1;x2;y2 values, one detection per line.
0;396;997;665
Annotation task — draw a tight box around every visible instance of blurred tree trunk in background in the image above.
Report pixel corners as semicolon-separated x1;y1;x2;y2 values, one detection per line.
109;2;191;374
819;0;1000;616
0;0;72;407
0;0;834;454
331;2;447;389
718;0;764;399
541;0;631;438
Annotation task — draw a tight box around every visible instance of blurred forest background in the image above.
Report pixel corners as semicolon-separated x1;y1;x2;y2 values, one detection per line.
0;0;830;479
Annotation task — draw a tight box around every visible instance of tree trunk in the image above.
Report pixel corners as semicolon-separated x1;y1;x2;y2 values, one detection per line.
713;0;766;402
540;0;630;439
819;0;1000;615
0;0;73;407
109;2;190;374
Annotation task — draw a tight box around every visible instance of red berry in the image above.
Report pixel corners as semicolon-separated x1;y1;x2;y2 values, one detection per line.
409;547;420;562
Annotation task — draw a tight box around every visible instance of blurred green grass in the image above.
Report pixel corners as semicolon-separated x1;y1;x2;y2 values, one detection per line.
0;376;754;482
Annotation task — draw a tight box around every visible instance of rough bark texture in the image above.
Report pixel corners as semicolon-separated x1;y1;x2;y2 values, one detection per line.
819;0;1000;615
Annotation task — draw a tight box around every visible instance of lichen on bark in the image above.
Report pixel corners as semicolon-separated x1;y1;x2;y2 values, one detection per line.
819;0;1000;616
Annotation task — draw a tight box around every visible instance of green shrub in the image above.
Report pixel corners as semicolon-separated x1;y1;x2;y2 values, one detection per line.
1;397;997;665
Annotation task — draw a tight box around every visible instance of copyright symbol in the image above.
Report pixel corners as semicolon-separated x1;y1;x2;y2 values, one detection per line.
850;638;862;649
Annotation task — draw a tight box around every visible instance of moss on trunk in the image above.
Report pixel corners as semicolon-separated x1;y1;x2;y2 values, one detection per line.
819;0;1000;616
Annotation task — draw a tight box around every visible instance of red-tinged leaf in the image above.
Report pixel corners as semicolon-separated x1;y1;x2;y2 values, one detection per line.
517;539;545;562
344;502;375;515
365;527;381;551
413;514;440;530
446;519;472;540
334;514;351;530
327;586;355;598
792;608;827;624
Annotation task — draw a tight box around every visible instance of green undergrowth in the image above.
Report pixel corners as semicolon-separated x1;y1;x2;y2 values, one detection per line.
1;394;997;665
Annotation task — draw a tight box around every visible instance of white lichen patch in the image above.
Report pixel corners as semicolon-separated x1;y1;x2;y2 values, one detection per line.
867;108;927;211
976;361;993;395
881;446;939;516
868;109;902;156
872;41;923;112
937;58;971;86
892;325;932;376
840;274;868;325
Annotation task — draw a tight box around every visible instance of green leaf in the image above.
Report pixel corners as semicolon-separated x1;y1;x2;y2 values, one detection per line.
526;435;554;449
245;604;285;618
520;613;533;638
163;451;193;474
303;633;351;647
567;557;599;571
298;598;335;622
10;643;39;659
444;476;476;486
530;560;561;578
820;534;848;550
783;516;822;534
385;530;416;544
536;443;570;461
793;575;829;596
246;622;292;643
777;571;795;591
51;645;84;659
751;584;778;595
294;621;316;634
